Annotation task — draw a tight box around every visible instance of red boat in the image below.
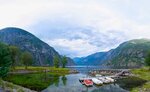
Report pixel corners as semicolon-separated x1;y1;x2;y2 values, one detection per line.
83;79;93;87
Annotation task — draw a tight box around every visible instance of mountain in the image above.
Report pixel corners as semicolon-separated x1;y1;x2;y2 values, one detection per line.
66;57;76;66
0;27;75;66
74;39;150;68
73;52;107;65
107;39;150;68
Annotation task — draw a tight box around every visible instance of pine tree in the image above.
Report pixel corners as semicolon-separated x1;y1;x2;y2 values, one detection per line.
62;56;67;68
0;43;12;77
145;51;150;70
9;46;20;69
21;51;33;69
53;55;59;68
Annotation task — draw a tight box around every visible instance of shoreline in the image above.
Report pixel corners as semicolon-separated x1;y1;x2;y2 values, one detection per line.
1;66;149;92
9;66;79;74
0;79;37;92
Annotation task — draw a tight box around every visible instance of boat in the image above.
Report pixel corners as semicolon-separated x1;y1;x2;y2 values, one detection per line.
98;77;110;84
83;79;93;87
79;78;85;85
95;74;102;77
92;78;103;85
105;77;115;83
79;78;92;85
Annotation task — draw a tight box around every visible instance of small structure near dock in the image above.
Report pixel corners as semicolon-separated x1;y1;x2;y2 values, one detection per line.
89;69;132;78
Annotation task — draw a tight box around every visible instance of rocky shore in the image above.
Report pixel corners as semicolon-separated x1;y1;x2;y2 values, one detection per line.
0;79;36;92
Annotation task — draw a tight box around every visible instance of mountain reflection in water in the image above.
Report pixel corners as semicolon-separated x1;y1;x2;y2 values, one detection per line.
43;66;121;92
42;73;127;92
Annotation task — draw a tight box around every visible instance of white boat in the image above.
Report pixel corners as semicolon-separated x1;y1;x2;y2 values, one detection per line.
105;77;115;83
92;78;103;85
95;74;102;77
98;77;110;84
79;77;92;85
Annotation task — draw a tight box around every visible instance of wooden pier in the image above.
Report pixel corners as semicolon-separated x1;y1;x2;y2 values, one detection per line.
89;69;131;76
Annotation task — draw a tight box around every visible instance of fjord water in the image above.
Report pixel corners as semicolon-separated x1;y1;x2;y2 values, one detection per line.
42;66;129;92
42;74;128;92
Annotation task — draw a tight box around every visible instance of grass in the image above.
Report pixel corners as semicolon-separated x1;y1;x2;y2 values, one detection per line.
1;66;70;91
0;78;35;92
12;66;69;71
10;66;70;74
130;67;150;92
3;72;61;91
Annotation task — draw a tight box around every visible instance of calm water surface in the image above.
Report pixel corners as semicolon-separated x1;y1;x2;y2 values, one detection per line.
42;66;129;92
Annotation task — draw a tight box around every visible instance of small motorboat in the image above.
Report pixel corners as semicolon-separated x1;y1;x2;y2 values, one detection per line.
83;79;93;87
92;78;103;85
105;77;115;83
98;77;110;84
79;78;92;85
95;74;102;77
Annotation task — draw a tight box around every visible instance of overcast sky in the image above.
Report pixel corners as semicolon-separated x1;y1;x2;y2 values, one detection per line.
0;0;150;57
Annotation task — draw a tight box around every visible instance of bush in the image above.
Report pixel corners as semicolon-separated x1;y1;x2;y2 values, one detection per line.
0;42;12;77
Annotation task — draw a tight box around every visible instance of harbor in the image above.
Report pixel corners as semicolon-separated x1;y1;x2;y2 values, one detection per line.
43;66;146;92
79;69;133;87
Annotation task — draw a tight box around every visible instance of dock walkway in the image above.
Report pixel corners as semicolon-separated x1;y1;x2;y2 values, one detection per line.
90;69;131;76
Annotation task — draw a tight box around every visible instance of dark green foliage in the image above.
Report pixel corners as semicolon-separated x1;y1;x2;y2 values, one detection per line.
145;51;150;69
53;55;60;68
9;46;20;68
116;76;147;91
21;51;33;69
62;75;67;86
62;55;67;68
3;73;60;91
0;42;12;77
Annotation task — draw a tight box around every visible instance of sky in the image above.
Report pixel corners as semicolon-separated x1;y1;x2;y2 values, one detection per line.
0;0;150;57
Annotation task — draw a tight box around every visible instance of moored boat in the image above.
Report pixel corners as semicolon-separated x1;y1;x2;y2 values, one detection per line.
95;74;102;77
79;78;92;85
105;77;115;83
83;79;93;87
92;78;103;85
98;77;110;84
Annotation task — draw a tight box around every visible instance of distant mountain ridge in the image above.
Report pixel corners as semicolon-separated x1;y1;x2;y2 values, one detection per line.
73;52;107;65
74;39;150;68
0;27;75;66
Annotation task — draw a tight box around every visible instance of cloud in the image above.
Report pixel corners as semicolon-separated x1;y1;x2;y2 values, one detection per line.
0;0;150;57
46;39;99;57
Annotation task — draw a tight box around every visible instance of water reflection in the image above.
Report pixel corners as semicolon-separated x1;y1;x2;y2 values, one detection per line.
42;74;128;92
42;66;146;92
54;77;59;87
62;76;67;86
116;76;147;91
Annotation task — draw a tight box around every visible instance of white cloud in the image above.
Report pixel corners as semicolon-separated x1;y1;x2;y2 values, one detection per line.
0;0;150;57
46;39;99;57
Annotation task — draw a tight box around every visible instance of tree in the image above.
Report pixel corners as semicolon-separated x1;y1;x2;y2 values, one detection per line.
9;46;20;69
53;55;59;68
145;51;150;70
62;56;68;68
21;51;33;69
62;75;67;86
0;43;12;77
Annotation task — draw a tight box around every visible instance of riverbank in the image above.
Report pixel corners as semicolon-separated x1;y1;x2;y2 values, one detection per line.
10;66;78;74
0;78;36;92
1;66;78;91
131;67;150;92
